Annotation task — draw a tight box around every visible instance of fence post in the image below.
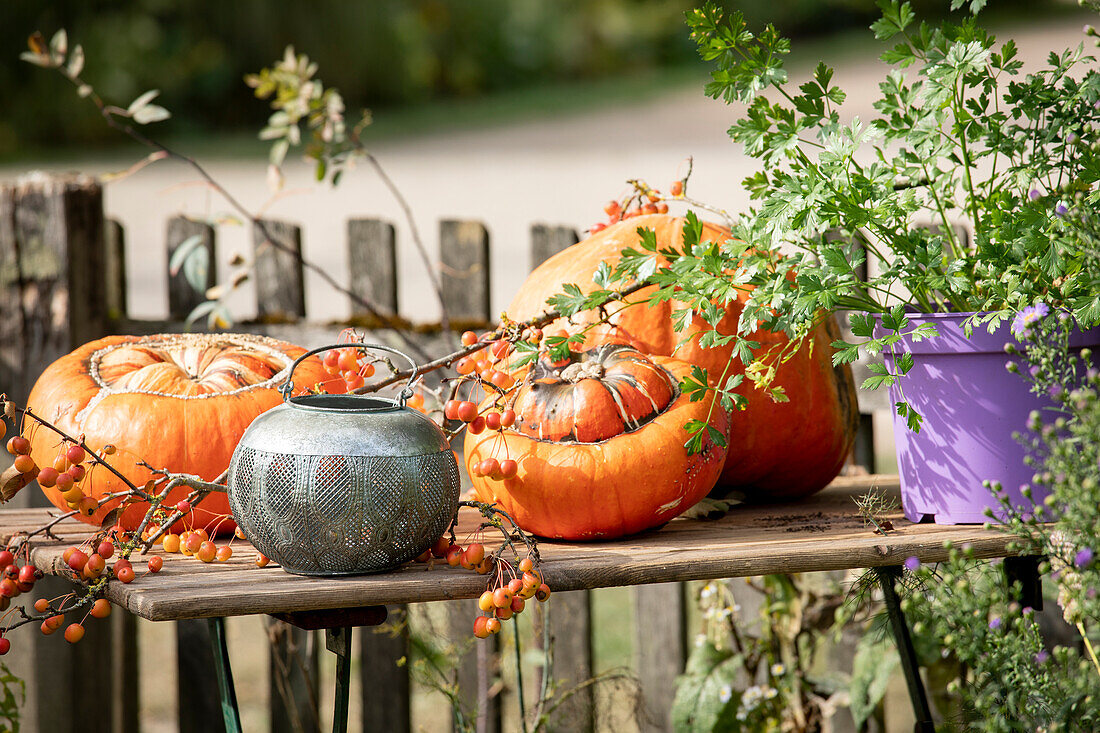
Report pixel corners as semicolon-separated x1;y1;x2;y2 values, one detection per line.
348;219;399;319
0;173;114;733
635;583;687;733
530;224;578;269
526;225;595;731
440;221;491;325
267;618;321;733
441;218;501;733
166;216;216;320
253;219;306;322
359;607;411;733
104;218;127;322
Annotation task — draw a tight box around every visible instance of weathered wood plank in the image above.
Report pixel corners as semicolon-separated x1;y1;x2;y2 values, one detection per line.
348;219;398;317
530;224;578;269
450;598;501;733
268;619;321;733
0;174;111;733
104;218;128;321
440;220;491;325
534;590;593;732
5;477;1027;624
360;605;411;733
253;219;306;322
635;583;686;733
166;215;215;320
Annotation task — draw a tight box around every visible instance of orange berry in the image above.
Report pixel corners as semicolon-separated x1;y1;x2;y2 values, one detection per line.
657;203;669;214
61;486;83;504
36;467;59;488
360;362;376;378
461;331;478;346
66;445;86;464
76;496;97;517
430;536;452;558
467;417;486;435
523;570;541;588
12;455;34;474
193;528;209;542
162;534;181;553
495;605;513;620
475;558;493;575
642;203;658;215
116;566;136;584
97;541;114;559
590;222;607;234
84;554;105;576
5;437;29;455
478;591;495;613
40;621;55;636
500;410;516;428
33;598;48;613
456;401;478;423
446;546;464;567
456;357;476;375
473;615;490;639
670;180;684;197
343;373;364;390
465;543;485;566
64;623;85;644
234;526;247;540
55;472;74;491
478;459;500;479
485;412;502;431
90;599;112;619
67;464;86;482
443;400;461;421
485;617;502;635
66;550;88;572
147;556;164;573
518;557;534;573
507;578;524;595
102;444;116;455
0;637;9;655
197;541;217;563
511;597;525;614
256;554;270;568
493;588;512;608
536;583;551;602
604;200;622;216
53;455;70;472
337;349;359;372
499;460;518;480
182;534;202;557
215;546;233;562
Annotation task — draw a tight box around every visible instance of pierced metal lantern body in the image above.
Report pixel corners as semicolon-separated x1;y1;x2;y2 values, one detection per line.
226;345;460;576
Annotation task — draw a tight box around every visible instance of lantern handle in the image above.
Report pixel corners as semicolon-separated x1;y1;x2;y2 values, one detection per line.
278;343;421;406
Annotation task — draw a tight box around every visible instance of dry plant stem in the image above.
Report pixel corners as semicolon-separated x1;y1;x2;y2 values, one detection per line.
1079;622;1100;679
139;476;228;553
360;148;453;343
15;405;153;502
354;280;651;395
56;67;434;362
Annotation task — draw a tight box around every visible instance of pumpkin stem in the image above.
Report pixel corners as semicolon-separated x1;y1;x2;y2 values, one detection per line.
559;361;604;382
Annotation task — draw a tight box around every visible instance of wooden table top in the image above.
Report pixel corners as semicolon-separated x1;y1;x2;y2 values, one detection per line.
0;475;1017;622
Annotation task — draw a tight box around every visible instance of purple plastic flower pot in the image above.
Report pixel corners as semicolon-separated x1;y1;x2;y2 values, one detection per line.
881;311;1099;524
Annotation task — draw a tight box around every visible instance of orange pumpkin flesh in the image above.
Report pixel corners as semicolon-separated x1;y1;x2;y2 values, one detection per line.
26;333;338;533
465;344;728;540
506;214;858;501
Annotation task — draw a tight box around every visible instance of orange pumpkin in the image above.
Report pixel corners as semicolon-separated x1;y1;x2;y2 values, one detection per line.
465;343;729;540
25;333;338;532
506;213;858;501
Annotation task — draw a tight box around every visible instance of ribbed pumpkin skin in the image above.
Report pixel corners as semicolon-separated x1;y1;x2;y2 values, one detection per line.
26;333;337;533
465;347;728;540
506;214;858;501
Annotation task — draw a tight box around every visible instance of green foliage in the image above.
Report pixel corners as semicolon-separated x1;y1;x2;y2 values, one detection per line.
673;576;850;731
0;662;24;733
677;1;1100;431
847;634;897;729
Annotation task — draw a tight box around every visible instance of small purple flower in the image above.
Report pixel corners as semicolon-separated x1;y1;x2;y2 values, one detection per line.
989;617;1002;630
1029;188;1042;201
1067;132;1079;145
1035;650;1050;664
1023;606;1034;618
904;556;920;572
1012;303;1050;339
1029;365;1041;378
1075;547;1094;568
1048;385;1066;401
1056;203;1069;217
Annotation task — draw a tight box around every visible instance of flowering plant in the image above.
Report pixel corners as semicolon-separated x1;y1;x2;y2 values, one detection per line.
667;0;1100;430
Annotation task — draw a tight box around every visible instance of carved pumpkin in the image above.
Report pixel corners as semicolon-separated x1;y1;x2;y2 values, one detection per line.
506;213;858;501
464;343;729;539
25;333;337;532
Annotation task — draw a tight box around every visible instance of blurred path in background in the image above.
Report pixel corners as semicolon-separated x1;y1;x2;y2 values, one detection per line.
0;13;1090;324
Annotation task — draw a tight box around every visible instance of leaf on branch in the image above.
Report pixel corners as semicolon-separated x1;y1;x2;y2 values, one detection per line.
49;29;67;60
19;51;53;68
132;104;171;125
168;234;205;276
66;44;84;78
183;246;211;294
127;89;161;115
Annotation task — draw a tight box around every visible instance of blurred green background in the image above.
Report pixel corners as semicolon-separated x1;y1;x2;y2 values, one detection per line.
0;0;1066;160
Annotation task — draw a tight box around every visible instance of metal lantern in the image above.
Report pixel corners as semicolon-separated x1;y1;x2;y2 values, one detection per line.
226;344;460;576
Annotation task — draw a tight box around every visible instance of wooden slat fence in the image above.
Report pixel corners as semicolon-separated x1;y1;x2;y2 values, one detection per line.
0;174;881;733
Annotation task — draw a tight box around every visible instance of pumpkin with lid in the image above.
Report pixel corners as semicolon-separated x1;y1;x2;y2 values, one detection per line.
227;344;460;575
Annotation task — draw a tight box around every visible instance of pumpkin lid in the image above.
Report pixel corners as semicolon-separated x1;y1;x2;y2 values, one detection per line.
510;343;677;443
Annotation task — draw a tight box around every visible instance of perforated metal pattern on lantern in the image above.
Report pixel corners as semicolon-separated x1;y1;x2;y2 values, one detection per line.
226;344;461;576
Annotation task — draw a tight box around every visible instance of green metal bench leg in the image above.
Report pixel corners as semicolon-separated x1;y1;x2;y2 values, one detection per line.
208;617;243;733
1004;555;1044;610
874;566;934;733
326;626;353;733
